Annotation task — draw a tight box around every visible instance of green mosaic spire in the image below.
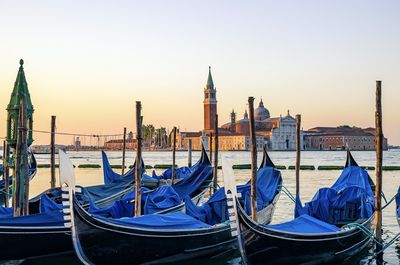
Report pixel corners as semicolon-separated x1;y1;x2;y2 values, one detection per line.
6;59;34;147
206;66;214;90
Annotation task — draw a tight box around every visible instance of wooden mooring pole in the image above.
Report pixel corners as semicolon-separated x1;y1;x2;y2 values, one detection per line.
171;127;177;183
122;127;127;175
188;139;192;167
248;97;257;221
213;114;219;193
50;116;56;189
295;114;301;199
13;99;30;216
134;102;142;217
375;80;383;258
4;142;10;207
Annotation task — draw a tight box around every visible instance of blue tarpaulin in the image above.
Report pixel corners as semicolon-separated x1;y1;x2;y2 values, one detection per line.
185;165;282;225
98;211;211;230
238;167;282;215
396;186;400;217
0;206;13;218
185;188;228;225
40;194;65;213
0;211;66;227
151;166;193;180
295;166;375;225
144;185;182;214
171;161;213;198
267;214;340;234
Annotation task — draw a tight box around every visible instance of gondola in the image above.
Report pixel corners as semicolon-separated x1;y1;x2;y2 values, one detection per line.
0;148;214;260
69;148;282;264
0;151;37;205
236;150;376;265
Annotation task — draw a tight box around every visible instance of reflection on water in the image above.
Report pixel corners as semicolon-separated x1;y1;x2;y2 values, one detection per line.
3;150;400;264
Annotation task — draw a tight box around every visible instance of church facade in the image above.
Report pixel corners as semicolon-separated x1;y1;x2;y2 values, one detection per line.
178;68;300;151
221;100;302;151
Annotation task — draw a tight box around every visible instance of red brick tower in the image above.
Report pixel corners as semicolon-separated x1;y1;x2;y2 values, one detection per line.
203;66;217;134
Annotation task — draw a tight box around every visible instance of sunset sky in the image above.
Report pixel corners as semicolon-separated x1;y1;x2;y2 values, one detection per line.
0;1;399;145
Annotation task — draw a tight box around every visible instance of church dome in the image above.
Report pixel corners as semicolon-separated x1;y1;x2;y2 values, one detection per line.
254;98;270;121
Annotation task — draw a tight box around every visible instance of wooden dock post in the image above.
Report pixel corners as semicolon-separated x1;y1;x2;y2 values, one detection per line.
213;114;219;193
295;114;301;199
121;127;127;175
188;139;192;167
3;142;10;207
375;80;383;257
50;116;56;189
2;141;8;206
171;127;177;183
134;101;142;217
13;99;30;216
248;97;258;221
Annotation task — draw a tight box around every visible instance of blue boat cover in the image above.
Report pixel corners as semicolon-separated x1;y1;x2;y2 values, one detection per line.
185;166;282;225
89;185;182;218
267;214;340;234
144;185;182;214
0;206;13;218
395;186;400;218
185;188;228;225
77;172;135;205
295;166;375;225
171;161;213;198
97;211;210;230
102;151;137;185
151;166;192;180
40;194;65;213
238;167;282;215
0;211;66;227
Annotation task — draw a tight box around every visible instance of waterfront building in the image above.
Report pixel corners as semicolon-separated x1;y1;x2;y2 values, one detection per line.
303;126;388;151
221;100;302;151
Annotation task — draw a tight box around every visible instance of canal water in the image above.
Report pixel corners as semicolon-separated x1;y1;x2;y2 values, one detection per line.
1;150;400;264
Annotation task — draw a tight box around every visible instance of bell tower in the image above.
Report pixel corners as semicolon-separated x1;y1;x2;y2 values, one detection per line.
6;59;34;148
203;66;217;134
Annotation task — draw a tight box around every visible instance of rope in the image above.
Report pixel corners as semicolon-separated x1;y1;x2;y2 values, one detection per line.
371;233;400;258
382;194;396;210
342;223;384;247
31;129;124;137
281;185;296;203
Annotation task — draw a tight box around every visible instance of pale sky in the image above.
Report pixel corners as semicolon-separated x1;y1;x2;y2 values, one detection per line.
0;1;399;145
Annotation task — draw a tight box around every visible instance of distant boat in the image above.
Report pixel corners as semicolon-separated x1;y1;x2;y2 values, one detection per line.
236;150;376;264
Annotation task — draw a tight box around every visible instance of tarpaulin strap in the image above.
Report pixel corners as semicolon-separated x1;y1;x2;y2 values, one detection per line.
369;233;400;259
281;185;296;203
342;223;384;247
382;194;396;210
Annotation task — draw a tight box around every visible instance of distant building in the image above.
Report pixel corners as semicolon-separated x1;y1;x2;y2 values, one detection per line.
179;68;301;151
204;67;217;135
104;139;136;150
303;126;388;151
221;100;302;151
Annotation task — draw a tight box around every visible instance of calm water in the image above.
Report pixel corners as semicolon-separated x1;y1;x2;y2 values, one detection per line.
2;150;400;264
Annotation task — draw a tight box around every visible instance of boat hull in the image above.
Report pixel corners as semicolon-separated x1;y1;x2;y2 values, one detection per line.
237;202;374;265
72;199;236;264
0;226;71;260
